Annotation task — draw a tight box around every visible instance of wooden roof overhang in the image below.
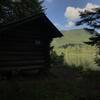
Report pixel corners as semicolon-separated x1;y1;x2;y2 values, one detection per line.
0;13;63;38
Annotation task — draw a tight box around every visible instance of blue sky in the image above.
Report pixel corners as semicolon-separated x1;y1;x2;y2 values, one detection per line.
43;0;100;30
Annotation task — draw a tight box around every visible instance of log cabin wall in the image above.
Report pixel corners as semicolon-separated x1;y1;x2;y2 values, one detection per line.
0;29;52;71
0;13;62;71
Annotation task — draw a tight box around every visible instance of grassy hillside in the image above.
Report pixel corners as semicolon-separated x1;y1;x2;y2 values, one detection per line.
51;29;92;47
51;29;99;70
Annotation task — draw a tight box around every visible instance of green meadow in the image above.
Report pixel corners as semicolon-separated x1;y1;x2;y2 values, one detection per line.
51;29;100;70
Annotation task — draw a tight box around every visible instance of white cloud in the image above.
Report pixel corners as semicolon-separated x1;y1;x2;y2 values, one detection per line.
64;7;81;20
85;3;99;11
65;3;100;20
67;21;75;27
64;3;100;30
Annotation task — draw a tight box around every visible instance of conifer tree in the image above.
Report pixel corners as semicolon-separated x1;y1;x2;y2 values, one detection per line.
0;0;44;24
76;7;100;65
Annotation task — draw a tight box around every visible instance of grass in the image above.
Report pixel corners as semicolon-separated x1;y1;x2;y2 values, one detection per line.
0;66;100;100
51;29;100;70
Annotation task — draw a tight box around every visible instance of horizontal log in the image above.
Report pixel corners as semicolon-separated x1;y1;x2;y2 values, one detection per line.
0;50;43;55
0;59;45;63
0;37;50;41
0;56;45;61
1;45;49;49
0;65;44;70
0;60;45;67
0;48;46;51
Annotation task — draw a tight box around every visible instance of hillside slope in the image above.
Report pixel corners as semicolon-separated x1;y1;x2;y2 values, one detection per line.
52;29;92;47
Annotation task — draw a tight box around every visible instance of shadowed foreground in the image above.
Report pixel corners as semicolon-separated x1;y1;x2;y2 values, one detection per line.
0;65;100;100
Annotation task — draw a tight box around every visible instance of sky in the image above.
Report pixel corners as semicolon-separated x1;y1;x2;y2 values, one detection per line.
43;0;100;30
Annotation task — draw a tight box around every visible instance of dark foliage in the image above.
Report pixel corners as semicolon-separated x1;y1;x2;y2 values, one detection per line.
50;50;64;65
0;0;44;24
76;8;100;47
76;7;100;66
76;8;100;28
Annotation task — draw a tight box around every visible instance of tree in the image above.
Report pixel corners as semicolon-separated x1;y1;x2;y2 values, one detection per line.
0;0;14;24
0;0;44;24
11;0;44;18
76;7;100;65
